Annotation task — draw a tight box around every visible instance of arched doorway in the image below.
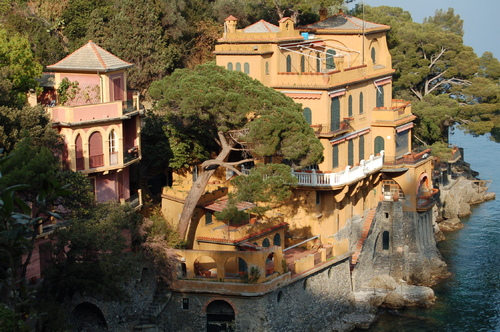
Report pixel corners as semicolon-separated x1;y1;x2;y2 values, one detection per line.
73;302;108;331
224;257;248;278
206;300;235;332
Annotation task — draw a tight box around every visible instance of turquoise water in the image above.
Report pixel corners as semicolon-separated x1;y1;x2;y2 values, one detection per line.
363;130;500;332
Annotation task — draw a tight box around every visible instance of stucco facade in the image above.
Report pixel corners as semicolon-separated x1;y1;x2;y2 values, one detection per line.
160;11;439;331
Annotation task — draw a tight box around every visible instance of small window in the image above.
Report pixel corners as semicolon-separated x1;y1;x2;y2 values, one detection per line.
326;49;336;70
205;211;213;225
303;107;312;125
382;231;389;250
182;298;189;310
301;55;305;72
371;47;376;64
273;233;281;246
316;52;321;72
244;62;250;74
332;144;339;169
262;238;270;247
236;62;241;71
286;55;292;72
227;62;233;71
359;135;365;162
265;61;269;75
348;95;353;117
348;140;354;166
315;191;321;205
359;92;364;114
376;86;384;108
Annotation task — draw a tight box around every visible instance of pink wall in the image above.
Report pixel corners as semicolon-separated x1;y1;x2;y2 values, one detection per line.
61;74;101;106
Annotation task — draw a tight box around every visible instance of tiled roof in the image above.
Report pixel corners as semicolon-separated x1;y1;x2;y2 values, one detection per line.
47;40;133;73
243;19;280;33
299;12;389;32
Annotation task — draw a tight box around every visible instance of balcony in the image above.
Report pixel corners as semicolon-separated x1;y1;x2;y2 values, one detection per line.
48;99;140;124
417;188;439;211
372;100;414;125
310;118;352;138
383;148;431;167
292;151;384;188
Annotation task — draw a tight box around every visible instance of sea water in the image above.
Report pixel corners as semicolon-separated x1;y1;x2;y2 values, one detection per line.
361;129;500;332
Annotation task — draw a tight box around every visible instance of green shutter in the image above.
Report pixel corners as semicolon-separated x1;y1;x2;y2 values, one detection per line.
286;55;292;72
371;47;376;64
330;97;340;131
348;140;354;166
326;49;336;70
359;135;365;161
348;95;353;117
374;136;385;155
332;144;339;169
359;92;364;114
301;55;305;72
303;107;312;125
316;52;321;72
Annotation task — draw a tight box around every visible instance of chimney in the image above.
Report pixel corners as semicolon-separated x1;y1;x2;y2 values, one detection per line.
319;8;328;21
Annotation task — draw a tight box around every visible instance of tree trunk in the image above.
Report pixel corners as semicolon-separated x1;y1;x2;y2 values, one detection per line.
177;132;235;240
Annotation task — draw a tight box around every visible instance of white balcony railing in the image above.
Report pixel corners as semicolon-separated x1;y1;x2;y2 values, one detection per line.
241;151;384;188
292;151;384;187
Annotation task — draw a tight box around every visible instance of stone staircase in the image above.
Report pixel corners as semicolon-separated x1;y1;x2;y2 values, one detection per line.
133;290;172;332
351;208;376;266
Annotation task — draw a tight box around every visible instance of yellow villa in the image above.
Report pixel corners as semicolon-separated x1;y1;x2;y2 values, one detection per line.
160;11;441;331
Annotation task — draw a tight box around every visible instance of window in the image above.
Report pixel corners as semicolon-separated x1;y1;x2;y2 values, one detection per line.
396;129;409;157
371;47;376;64
75;134;84;170
316;52;321;72
205;212;213;225
326;49;336;70
382;231;389;250
382;180;405;200
348;140;354;166
374;136;385;155
348;95;353;117
109;130;118;165
227;62;233;71
112;77;123;101
303;107;312;125
315;191;321;205
330;97;340;131
332;145;338;169
359;92;364;114
265;61;269;75
359;135;365;162
376;86;384;108
89;131;104;168
244;62;250;74
262;238;270;247
235;62;241;71
286;55;292;72
301;55;305;72
273;234;281;246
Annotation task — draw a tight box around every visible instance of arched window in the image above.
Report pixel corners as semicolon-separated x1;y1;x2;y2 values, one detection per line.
348;95;353;117
303;107;312;124
301;55;305;72
235;62;241;71
227;62;233;71
273;233;281;246
262;238;271;247
89;132;104;168
286;55;292;72
330;97;340;131
371;47;376;64
326;49;336;70
265;61;269;75
348;140;354;166
109;130;118;165
75;134;84;170
359;135;365;161
374;136;385;155
332;144;339;169
244;62;250;74
359;92;364;114
376;86;384;108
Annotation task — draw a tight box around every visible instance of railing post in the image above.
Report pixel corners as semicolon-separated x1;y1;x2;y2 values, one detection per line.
312;169;317;186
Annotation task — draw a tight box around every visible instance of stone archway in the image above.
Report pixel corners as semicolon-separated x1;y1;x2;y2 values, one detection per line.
73;302;108;332
206;300;235;332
